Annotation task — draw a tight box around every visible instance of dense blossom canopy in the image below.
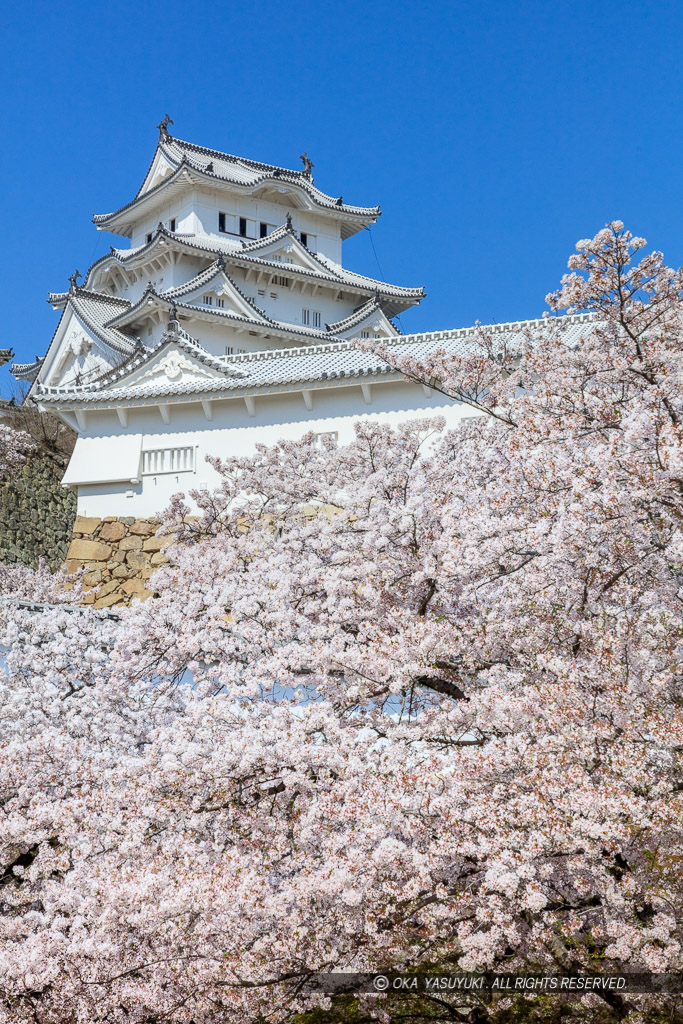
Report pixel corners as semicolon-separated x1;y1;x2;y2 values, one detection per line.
1;224;683;1023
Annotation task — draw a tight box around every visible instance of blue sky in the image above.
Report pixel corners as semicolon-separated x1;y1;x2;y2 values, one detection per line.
2;0;681;392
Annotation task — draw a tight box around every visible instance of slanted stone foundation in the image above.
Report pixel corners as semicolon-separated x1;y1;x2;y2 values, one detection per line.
0;449;76;570
66;516;170;608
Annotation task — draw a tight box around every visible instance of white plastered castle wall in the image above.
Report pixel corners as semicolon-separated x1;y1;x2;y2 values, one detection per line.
67;379;470;519
131;187;343;263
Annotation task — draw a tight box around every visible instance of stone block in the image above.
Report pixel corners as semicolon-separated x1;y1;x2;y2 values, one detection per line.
65;559;83;575
82;592;95;605
99;521;127;542
83;569;103;586
119;535;143;551
126;550;149;570
112;564;132;578
129;520;156;536
97;580;121;598
119;517;136;526
73;516;101;535
122;578;149;596
67;539;112;562
150;552;169;566
94;593;124;609
141;566;155;579
142;535;169;552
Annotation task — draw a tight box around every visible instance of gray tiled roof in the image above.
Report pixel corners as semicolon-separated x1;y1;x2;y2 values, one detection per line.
67;290;138;356
93;138;380;231
327;296;387;335
82;225;423;306
11;357;44;382
33;314;595;406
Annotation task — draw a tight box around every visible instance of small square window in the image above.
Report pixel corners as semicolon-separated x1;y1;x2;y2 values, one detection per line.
300;232;308;247
216;298;225;308
169;218;176;231
260;221;268;238
203;294;213;305
270;292;277;299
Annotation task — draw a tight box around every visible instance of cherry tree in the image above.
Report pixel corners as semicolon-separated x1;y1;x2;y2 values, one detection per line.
0;422;34;479
1;223;683;1023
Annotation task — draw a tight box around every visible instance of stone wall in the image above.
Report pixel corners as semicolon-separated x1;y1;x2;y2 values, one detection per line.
0;449;76;570
66;517;170;609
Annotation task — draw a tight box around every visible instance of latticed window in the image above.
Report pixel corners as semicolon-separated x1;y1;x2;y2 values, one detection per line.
302;309;321;328
141;447;196;475
315;431;338;449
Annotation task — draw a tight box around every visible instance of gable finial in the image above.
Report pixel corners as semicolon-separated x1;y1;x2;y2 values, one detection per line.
336;195;343;206
68;270;81;291
157;114;174;141
299;151;314;177
168;302;179;333
286;212;293;232
216;255;226;271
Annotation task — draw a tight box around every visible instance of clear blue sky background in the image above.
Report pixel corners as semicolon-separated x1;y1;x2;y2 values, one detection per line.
2;0;681;394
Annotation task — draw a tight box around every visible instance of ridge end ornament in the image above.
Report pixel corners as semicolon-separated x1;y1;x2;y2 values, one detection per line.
299;151;314;177
157;114;174;141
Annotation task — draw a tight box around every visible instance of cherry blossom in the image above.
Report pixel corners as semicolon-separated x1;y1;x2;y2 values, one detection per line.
0;422;34;478
1;224;682;1022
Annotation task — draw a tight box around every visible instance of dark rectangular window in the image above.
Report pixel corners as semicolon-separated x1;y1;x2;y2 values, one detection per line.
218;212;226;233
169;218;176;231
260;221;268;238
300;232;308;248
146;232;153;244
239;217;248;237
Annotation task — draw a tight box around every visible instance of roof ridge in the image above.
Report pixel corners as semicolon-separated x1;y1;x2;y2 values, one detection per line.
167;136;305;178
221;312;596;364
326;296;382;334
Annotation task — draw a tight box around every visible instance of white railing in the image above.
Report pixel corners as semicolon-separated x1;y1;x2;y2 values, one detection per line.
141;447;196;476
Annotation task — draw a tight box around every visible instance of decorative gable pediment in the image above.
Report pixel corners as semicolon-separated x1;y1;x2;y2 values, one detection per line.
327;299;399;340
167;267;269;323
116;343;225;392
42;307;114;388
242;232;325;274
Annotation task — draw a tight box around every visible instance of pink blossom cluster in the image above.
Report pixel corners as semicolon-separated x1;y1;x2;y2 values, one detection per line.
1;224;683;1022
0;423;34;478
